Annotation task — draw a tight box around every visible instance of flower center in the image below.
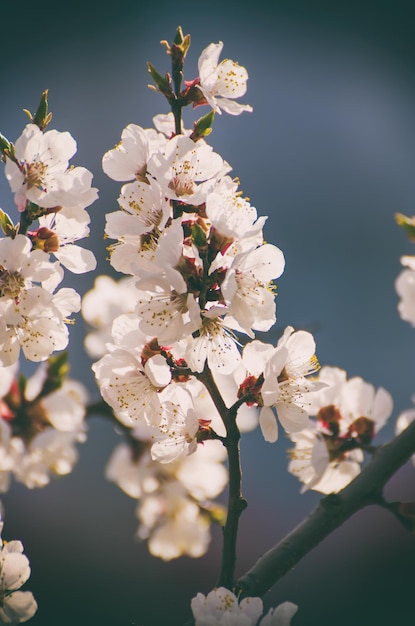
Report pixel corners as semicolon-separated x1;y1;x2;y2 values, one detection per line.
23;161;48;190
0;270;25;299
169;174;195;197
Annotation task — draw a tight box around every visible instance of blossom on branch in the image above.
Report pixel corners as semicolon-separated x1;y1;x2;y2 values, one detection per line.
81;275;138;358
35;205;97;274
106;439;228;560
5;123;97;212
190;587;298;626
0;235;80;366
288;366;393;493
197;42;253;116
240;327;322;443
102;123;166;182
0;358;88;490
147;134;230;204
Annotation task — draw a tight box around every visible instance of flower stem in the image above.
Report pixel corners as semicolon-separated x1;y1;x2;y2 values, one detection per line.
18;210;32;236
197;364;247;589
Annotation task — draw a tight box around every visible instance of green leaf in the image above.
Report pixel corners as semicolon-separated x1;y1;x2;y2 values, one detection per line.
37;352;70;399
26;89;53;131
395;212;415;241
191;110;215;140
147;63;173;98
0;209;16;237
0;132;15;160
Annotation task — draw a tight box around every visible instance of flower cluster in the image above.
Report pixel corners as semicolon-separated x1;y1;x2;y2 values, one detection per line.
78;35;321;560
91;38;319;456
106;437;228;560
287;366;393;494
81;35;324;559
0;93;94;508
0;92;97;367
0;355;88;493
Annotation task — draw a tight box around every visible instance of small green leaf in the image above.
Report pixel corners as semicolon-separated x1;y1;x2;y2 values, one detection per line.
191;110;215;140
0;209;16;237
395;212;415;241
147;63;173;98
0;133;15;161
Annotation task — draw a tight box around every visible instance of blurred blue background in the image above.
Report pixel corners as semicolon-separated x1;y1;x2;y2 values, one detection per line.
2;0;415;624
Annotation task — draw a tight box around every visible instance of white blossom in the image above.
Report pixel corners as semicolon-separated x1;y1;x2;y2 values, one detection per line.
0;520;37;623
191;587;263;626
395;255;415;326
81;275;138;358
105;444;159;499
12;426;86;488
241;327;321;443
288;366;394;494
106;438;227;560
221;243;285;337
185;317;241;375
197;42;253;116
150;390;200;464
92;348;170;427
5;123;97;211
102;123;166;182
288;425;363;494
37;205;96;274
135;276;201;345
191;588;298;626
259;602;298;626
147;134;229;204
176;440;228;501
105;178;170;260
206;176;266;243
137;482;211;560
32;379;88;432
0;235;80;366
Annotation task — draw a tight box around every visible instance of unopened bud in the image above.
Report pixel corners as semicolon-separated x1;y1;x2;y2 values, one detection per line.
349;416;375;445
24;89;53;131
29;227;59;253
190;110;215;140
317;404;343;437
191;221;208;249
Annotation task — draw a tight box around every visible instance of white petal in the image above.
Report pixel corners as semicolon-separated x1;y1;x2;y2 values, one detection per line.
144;355;171;388
55;244;96;273
277;402;309;433
0;552;30;589
0;591;37;623
259;406;278;442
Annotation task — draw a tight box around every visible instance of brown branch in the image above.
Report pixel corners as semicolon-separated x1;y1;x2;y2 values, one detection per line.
235;418;415;599
196;364;247;589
